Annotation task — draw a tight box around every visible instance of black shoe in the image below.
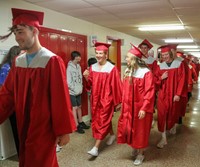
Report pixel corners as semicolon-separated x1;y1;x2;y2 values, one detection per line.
76;125;85;134
178;117;182;124
79;122;90;129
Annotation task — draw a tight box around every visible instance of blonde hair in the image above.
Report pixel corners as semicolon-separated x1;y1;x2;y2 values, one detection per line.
124;54;148;79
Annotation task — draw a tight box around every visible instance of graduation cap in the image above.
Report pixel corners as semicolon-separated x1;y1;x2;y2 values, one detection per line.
177;51;185;58
128;43;143;58
138;39;153;49
95;42;111;51
157;45;171;53
168;44;178;50
12;8;44;28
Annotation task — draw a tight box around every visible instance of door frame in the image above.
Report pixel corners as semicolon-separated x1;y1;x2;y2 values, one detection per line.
107;36;121;74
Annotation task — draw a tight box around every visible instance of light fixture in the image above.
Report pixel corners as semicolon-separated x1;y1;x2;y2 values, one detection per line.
138;25;184;31
177;45;198;49
188;52;200;58
183;49;200;52
164;39;193;43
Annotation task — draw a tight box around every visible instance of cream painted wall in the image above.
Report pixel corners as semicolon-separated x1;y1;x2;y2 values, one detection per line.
0;0;159;65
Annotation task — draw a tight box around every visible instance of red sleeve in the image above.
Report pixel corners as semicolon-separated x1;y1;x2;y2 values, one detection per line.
141;71;155;113
111;67;122;106
49;56;76;136
85;67;93;92
192;67;198;81
176;62;186;96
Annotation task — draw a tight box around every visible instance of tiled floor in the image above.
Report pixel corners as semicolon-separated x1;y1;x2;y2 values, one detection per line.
1;79;200;167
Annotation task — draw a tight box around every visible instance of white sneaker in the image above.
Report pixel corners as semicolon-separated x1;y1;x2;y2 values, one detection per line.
133;154;144;166
157;138;167;149
87;147;98;156
106;135;116;145
56;145;61;153
131;149;138;157
169;125;176;134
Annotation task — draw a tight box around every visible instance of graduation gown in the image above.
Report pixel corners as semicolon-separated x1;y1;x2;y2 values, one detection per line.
87;61;122;140
117;68;154;149
143;56;159;91
156;59;185;132
0;47;76;167
176;57;189;117
188;63;198;92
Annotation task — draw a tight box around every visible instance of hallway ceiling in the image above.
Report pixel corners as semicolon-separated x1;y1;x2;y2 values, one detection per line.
23;0;200;55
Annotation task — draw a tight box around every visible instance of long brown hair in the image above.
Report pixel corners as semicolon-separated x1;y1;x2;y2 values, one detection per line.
0;46;21;69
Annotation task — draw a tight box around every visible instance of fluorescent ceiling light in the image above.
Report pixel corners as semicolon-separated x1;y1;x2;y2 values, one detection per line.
189;52;200;58
165;39;193;43
177;45;198;49
183;49;200;52
138;25;184;31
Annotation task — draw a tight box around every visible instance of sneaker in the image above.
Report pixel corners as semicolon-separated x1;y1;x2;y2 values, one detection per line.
87;147;98;156
157;138;167;149
178;117;182;124
133;154;144;166
169;125;176;134
131;149;138;157
76;125;85;134
79;122;90;129
106;135;116;145
56;145;61;153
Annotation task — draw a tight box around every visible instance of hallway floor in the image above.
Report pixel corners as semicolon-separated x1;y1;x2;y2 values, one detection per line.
1;80;200;167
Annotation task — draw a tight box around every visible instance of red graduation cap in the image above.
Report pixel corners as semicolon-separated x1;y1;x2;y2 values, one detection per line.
12;8;44;28
177;51;185;58
168;44;178;50
158;44;178;52
128;43;143;59
157;45;171;53
138;39;153;49
95;42;111;51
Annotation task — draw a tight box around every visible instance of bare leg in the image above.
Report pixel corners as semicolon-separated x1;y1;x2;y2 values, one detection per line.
109;122;114;135
94;139;102;148
87;139;102;156
77;106;83;123
106;122;116;145
134;148;145;165
72;106;78;126
157;130;167;148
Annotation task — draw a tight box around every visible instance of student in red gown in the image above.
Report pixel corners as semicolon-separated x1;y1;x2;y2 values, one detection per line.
83;42;122;156
117;44;155;166
156;46;185;149
0;8;76;167
175;51;189;123
138;39;158;126
138;39;158;73
186;56;198;102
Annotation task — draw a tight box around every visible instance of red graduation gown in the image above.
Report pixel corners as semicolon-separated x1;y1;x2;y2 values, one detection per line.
143;56;159;91
0;48;76;167
188;63;198;92
156;59;185;132
176;57;189;117
87;61;122;140
117;68;155;149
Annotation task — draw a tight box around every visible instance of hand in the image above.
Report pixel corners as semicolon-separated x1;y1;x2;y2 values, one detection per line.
55;134;70;146
173;95;180;102
138;110;146;119
115;103;121;112
83;69;89;81
161;71;168;80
